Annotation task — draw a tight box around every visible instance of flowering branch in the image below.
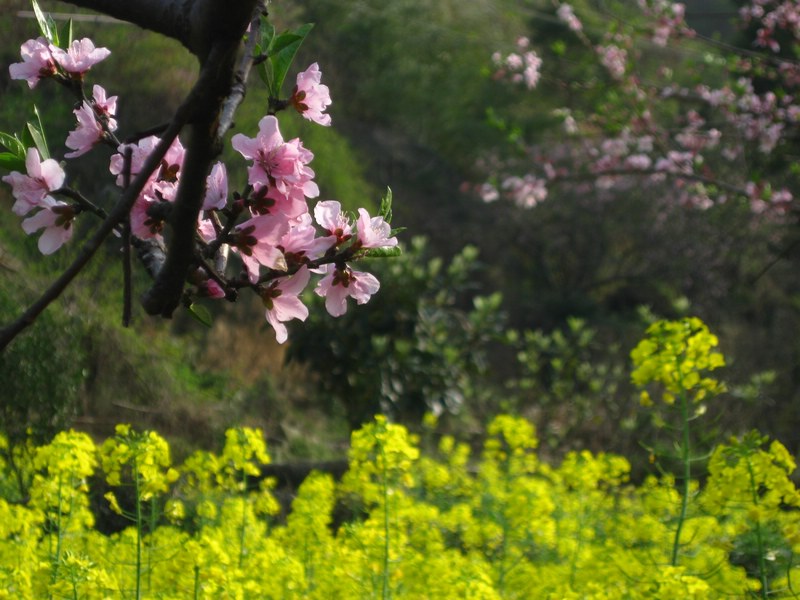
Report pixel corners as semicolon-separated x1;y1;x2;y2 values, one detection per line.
1;0;400;349
0;115;184;350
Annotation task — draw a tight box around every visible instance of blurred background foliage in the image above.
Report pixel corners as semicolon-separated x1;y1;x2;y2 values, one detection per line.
0;0;798;474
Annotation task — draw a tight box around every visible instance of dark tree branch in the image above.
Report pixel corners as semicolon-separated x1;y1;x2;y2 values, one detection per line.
61;0;256;59
140;119;218;316
141;5;261;316
60;0;193;54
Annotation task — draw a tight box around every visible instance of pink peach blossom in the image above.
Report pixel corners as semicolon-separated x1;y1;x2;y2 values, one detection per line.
2;148;65;216
292;63;332;126
231;116;317;197
50;38;110;76
314;264;380;317
202;278;226;299
279;213;336;262
130;193;166;239
91;84;118;132
314;200;353;245
232;213;289;283
250;184;308;219
203;162;228;210
9;37;56;88
262;265;311;343
355;208;397;249
65;102;104;158
21;196;74;254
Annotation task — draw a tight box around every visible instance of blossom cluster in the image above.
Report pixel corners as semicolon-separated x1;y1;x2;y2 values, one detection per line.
2;13;398;343
480;1;799;215
490;36;542;90
556;3;583;33
637;1;692;46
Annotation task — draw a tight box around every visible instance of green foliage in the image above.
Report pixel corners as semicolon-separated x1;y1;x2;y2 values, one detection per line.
288;237;507;427
0;286;85;448
256;21;314;97
507;317;633;450
298;0;521;166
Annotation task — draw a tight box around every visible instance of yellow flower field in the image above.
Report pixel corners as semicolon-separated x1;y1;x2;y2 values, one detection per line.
1;319;798;598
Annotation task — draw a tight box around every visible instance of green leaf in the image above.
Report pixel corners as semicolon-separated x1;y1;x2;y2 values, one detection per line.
255;20;277;89
27;124;48;161
551;40;566;56
0;132;26;158
0;152;26;172
256;43;275;89
379;187;393;223
260;18;275;53
31;0;57;44
187;303;213;327
363;246;403;258
268;23;314;96
27;105;49;160
62;18;73;47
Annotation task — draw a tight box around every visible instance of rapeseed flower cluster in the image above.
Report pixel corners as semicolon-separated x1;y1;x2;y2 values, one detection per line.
631;317;725;405
0;415;798;597
1;320;800;597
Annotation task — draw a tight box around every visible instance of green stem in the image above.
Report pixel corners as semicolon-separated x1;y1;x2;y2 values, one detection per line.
148;497;157;593
50;473;64;594
745;456;769;599
381;445;391;600
193;565;201;600
134;458;142;600
671;386;691;567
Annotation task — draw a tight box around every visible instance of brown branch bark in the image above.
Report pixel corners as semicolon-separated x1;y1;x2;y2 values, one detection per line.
140;6;260;316
60;0;193;50
60;0;256;60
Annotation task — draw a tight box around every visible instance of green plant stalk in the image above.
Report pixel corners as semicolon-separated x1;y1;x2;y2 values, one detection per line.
49;473;65;594
745;455;769;599
380;443;391;600
671;370;691;567
303;535;315;594
785;548;797;597
148;497;157;593
134;458;143;600
193;565;201;600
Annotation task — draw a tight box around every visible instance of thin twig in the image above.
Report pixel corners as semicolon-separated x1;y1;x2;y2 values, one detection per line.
51;187;108;219
122;147;133;327
0;96;190;351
